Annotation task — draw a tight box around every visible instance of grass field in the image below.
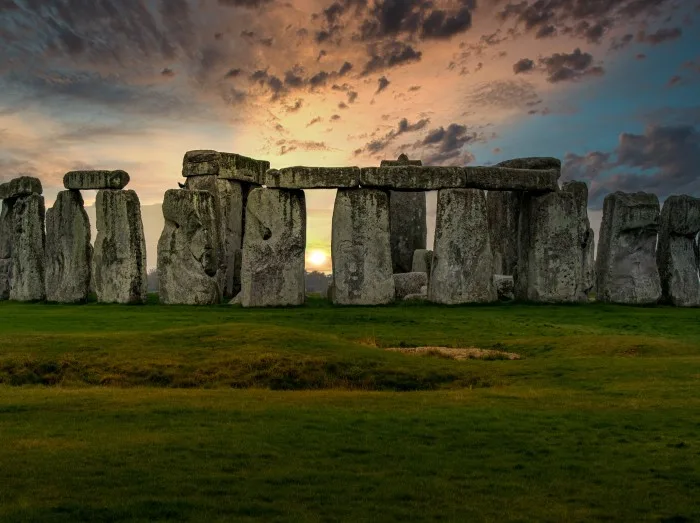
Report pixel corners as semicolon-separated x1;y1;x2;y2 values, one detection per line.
1;298;699;522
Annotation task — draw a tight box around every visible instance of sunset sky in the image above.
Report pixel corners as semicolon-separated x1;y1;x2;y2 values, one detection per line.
1;0;699;272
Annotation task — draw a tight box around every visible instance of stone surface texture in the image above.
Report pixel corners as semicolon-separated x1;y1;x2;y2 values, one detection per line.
332;188;394;305
182;150;269;184
390;191;427;273
596;191;661;304
429;189;496;304
8;194;46;301
496;157;561;170
487;191;522;276
411;249;433;275
0;199;14;300
158;189;221;305
241;188;306;307
516;192;583;303
45;190;91;303
0;176;42;200
92;189;148;304
381;154;422;167
656;195;700;306
464;167;559;192
562;181;596;298
494;275;515;301
264;167;360;189
393;272;428;300
63;170;130;190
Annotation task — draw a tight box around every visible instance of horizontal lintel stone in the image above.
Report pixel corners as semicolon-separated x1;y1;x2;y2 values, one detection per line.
0;176;43;200
264;166;361;189
63;170;130;190
182;150;269;184
496;157;561;170
464;166;560;192
360;166;463;190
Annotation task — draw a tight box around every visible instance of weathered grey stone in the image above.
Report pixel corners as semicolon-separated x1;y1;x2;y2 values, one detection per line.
393;272;428;300
0;176;42;200
429;189;496;304
390;191;427;273
241;188;306;307
45;191;91;303
487;191;522;275
185;175;245;299
264;166;360;189
182;151;269;184
0;199;14;300
9;194;46;301
596;191;661;304
494;275;515;301
92;189;148;304
63;170;130;190
332;188;394;305
562;181;596;298
182;150;220;176
515;192;583;303
411;249;433;275
158;189;221;305
403;293;427;301
497;157;561;171
464;167;559;192
656;195;700;306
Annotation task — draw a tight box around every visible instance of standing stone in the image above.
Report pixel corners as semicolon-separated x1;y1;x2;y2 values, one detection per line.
515;191;582;303
185;175;247;299
411;249;433;275
8;194;46;301
487;191;522;276
158;189;221;305
656;195;700;306
241;188;306;307
0;199;14;300
562;181;596;300
596;191;661;304
494;275;515;301
45;191;91;303
332;188;394;305
93;190;147;304
429;189;496;304
393;272;428;300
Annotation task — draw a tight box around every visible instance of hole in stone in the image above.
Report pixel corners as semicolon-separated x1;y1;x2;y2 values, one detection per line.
262;227;272;240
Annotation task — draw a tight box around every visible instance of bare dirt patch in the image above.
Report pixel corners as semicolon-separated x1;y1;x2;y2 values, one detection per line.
385;347;521;361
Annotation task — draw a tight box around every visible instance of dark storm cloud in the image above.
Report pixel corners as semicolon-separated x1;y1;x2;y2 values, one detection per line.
355;117;430;155
417;123;479;165
361;41;422;75
539;48;605;83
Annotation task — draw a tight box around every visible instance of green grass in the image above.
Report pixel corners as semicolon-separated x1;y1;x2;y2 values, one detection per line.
0;298;699;522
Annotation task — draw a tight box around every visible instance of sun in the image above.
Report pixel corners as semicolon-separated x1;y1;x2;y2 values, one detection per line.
308;250;328;268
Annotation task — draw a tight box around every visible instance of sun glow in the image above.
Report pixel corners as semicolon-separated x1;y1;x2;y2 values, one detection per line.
308;250;328;268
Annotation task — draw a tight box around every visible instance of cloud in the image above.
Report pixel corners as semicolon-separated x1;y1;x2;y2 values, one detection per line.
355;116;430;155
361;42;422;75
539;48;605;83
469;79;540;110
417;123;478;165
513;58;535;74
376;76;390;94
636;27;682;45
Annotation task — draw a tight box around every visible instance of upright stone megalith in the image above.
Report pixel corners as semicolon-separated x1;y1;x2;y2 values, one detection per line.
241;188;306;307
332;188;394;305
158;189;221;305
515;191;582;303
487;191;522;276
10;193;46;302
596;191;661;304
562;181;596;299
93;189;147;304
0;199;13;300
429;189;496;304
45;190;91;303
656;195;700;306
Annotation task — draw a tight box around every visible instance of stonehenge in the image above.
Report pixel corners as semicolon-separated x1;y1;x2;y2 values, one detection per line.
2;150;700;309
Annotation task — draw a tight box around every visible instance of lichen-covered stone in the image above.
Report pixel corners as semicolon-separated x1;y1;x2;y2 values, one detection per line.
241;188;306;307
63;170;130;190
562;181;596;299
45;191;91;303
360;166;463;190
497;157;561;171
515;192;583;303
464;167;559;192
92;190;147;304
182;150;220;176
0;176;42;200
9;194;46;301
403;293;427;301
487;191;522;276
182;151;269;184
656;195;700;306
596;191;661;304
390;191;427;273
411;249;433;275
494;274;515;301
393;272;428;300
429;189;496;304
332;188;394;305
0;199;14;300
264;166;360;189
158;189;221;305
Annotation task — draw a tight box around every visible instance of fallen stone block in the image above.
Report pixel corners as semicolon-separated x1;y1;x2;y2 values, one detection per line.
411;249;433;275
0;176;42;200
393;272;428;300
264;166;360;189
403;293;427;301
63;170;130;190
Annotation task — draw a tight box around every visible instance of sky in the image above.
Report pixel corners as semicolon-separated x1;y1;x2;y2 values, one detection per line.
1;0;699;273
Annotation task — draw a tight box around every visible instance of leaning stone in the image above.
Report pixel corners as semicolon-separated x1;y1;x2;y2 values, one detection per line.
360;166;463;190
562;181;596;299
390;192;427;273
411;249;433;275
264;166;360;189
45;191;91;303
515;192;583;303
497;157;561;171
158;189;221;305
463;167;559;192
63;170;130;190
487;191;522;276
596;191;661;304
0;176;42;200
9;194;46;301
494;275;515;301
393;272;428;300
332;188;394;305
218;152;270;184
0;199;14;300
92;189;148;304
429;189;496;304
656;195;700;306
241;188;306;307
